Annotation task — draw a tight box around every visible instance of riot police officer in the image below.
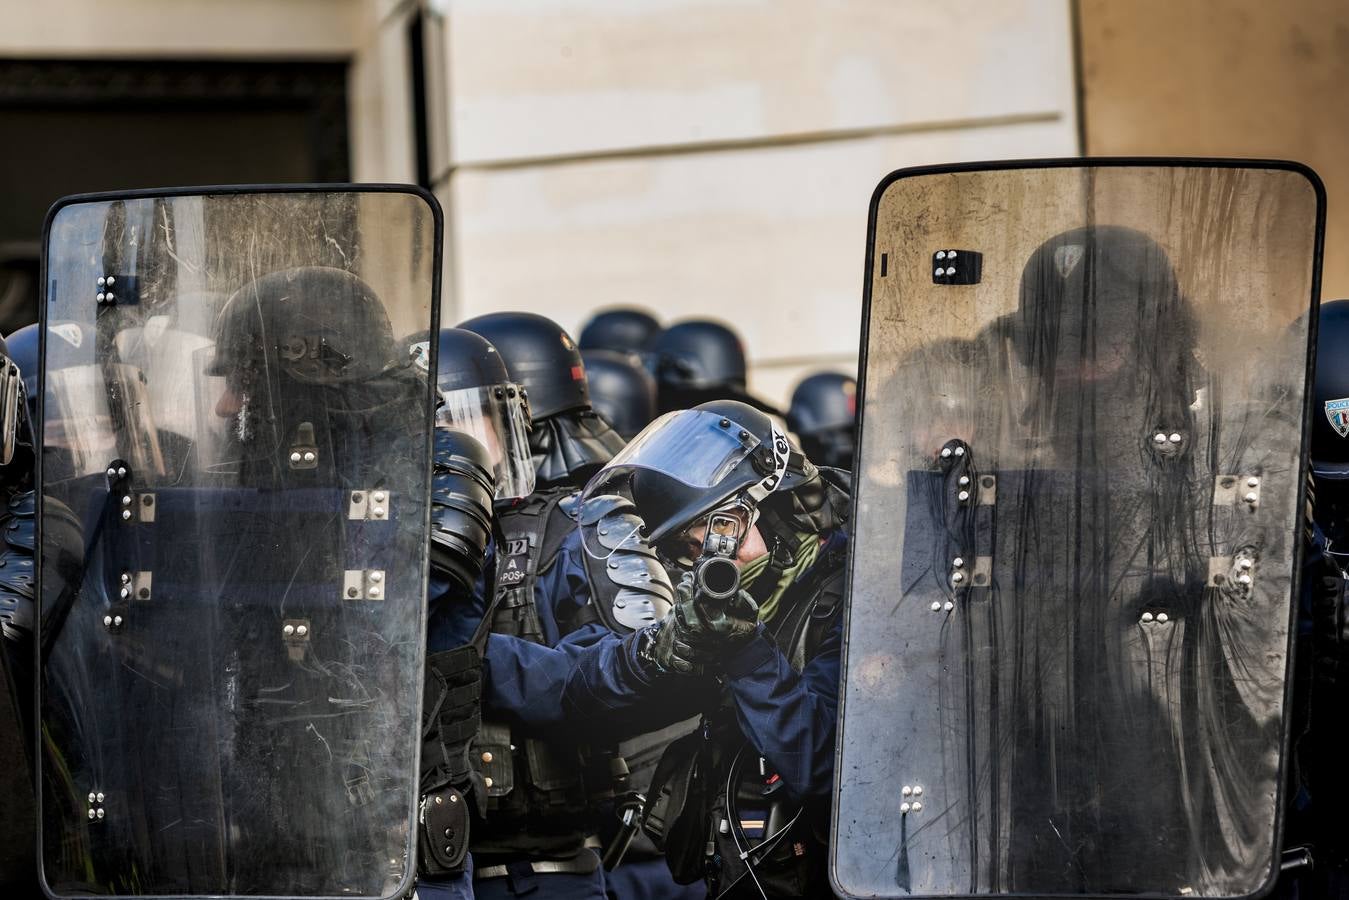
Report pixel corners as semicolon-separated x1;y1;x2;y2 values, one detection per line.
460;312;624;489
786;371;857;470
651;320;782;417
533;399;851;898
581;349;658;441
416;324;638;899
414;327;525;900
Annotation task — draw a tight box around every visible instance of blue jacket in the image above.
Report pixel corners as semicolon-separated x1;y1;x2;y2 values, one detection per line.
428;528;845;801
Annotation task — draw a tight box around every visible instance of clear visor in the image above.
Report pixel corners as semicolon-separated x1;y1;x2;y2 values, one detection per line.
0;358;20;466
584;408;760;500
44;363;166;482
437;384;535;500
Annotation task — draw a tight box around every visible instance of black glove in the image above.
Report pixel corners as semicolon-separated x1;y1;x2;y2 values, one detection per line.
639;573;759;676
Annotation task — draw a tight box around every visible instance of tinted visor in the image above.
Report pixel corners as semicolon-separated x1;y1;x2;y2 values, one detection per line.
437;384;534;500
583;408;759;500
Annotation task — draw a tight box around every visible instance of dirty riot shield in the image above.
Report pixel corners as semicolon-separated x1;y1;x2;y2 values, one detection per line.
37;186;441;898
831;161;1323;899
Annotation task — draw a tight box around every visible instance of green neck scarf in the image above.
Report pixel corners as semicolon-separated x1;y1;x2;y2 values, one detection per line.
738;531;821;624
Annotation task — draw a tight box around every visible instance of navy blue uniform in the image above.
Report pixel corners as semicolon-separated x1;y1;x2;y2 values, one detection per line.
424;536;712;899
423;530;842;897
442;532;842;804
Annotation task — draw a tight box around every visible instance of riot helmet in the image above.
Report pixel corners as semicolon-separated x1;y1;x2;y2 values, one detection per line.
584;399;814;549
581;349;656;440
460;311;624;488
1311;299;1349;480
417;327;534;500
578;307;662;355
1005;225;1199;452
458;311;588;419
652;319;746;392
651;319;783;416
41;320;164;490
203;266;414;485
787;371;857;470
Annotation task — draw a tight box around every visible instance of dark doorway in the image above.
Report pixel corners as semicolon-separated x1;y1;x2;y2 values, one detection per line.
0;58;350;332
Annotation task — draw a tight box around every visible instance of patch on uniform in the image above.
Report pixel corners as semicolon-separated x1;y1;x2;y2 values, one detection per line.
407;340;431;373
498;537;529;586
1327;397;1349;438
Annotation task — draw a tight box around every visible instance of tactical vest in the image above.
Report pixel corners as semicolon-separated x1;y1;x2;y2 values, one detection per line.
641;542;848;897
468;487;608;857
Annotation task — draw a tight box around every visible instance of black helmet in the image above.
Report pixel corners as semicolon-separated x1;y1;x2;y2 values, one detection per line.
1007;226;1199;450
1312;299;1349;479
579;308;661;354
405;326;514;393
585;398;814;545
787;371;857;470
409;327;535;500
581;349;656;440
459;312;589;420
652;320;746;392
787;372;856;435
1011;225;1194;378
206;266;398;384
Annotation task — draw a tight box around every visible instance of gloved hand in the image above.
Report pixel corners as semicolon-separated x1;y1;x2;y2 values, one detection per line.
639;573;759;676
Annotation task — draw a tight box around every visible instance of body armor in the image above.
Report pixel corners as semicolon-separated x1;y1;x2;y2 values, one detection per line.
577;494;675;633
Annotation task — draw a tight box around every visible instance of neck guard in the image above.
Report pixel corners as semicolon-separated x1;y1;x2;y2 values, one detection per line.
529;410;626;489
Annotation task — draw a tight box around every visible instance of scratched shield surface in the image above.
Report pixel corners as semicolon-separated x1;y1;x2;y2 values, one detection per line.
832;163;1321;899
38;188;438;898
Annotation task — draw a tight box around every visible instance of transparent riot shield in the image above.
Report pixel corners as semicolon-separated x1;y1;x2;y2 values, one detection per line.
37;186;441;898
831;162;1323;900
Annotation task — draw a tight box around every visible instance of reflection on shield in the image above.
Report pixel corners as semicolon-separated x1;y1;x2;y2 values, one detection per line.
37;188;440;898
832;162;1322;899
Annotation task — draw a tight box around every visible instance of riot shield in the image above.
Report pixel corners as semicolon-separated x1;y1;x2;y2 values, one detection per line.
832;161;1323;899
37;186;441;898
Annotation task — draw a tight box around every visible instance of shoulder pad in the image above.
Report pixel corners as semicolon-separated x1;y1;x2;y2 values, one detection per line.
558;490;583;521
580;505;673;633
577;493;635;526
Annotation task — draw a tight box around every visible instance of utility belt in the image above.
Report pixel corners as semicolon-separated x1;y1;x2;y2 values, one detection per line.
473;836;604;881
467;718;636;857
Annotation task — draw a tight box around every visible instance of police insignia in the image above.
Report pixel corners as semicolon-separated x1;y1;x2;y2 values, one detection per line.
408;340;431;372
1053;244;1084;279
1327;397;1349;438
499;537;529;586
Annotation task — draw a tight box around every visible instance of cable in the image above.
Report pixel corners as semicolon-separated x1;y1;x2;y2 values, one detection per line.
722;744;804;900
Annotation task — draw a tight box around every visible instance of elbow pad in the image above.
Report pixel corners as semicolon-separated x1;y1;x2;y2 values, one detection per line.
431;429;495;595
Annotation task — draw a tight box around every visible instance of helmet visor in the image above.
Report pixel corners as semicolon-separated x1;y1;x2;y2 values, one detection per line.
584;408;760;501
44;363;166;483
437;384;535;500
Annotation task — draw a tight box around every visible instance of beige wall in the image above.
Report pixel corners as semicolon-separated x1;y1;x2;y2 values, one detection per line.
0;0;368;57
1079;0;1349;300
430;0;1080;405
0;0;1081;405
